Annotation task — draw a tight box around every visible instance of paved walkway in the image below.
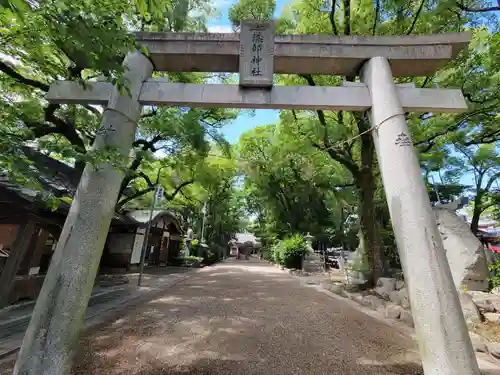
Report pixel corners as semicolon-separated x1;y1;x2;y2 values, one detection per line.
0;260;490;374
0;267;193;361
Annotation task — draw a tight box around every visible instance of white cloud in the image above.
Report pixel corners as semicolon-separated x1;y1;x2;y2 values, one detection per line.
207;25;234;33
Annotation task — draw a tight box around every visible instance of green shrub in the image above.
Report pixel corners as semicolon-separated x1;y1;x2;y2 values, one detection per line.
489;262;500;290
270;234;309;269
281;234;308;269
270;242;284;265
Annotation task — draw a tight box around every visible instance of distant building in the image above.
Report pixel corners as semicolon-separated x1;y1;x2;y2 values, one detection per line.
228;232;261;257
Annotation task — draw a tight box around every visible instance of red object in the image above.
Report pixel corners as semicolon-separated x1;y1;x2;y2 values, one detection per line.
490;245;500;253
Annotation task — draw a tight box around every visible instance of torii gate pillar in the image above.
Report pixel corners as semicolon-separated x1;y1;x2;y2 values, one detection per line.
361;57;480;375
13;52;154;375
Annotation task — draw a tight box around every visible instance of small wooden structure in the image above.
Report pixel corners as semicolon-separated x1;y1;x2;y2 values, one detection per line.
0;149;185;305
101;210;183;271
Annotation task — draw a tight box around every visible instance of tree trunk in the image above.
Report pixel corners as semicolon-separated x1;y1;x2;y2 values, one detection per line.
357;133;387;287
470;192;483;234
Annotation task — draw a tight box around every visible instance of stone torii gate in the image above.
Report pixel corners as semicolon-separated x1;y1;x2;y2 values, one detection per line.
14;21;478;375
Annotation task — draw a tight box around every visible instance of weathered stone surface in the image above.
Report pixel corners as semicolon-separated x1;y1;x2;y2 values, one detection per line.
362;295;384;310
487;343;500;359
483;313;500;324
491;300;500;313
395;280;405;291
400;310;414;327
398;288;410;310
376;305;386;315
239;20;274;88
469;332;488;353
389;290;401;305
352;294;364;304
458;291;482;324
468;291;499;313
433;206;489;291
385;304;403;319
375;277;396;299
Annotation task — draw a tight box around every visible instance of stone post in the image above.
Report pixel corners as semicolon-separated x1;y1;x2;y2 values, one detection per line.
13;52;153;375
361;56;480;375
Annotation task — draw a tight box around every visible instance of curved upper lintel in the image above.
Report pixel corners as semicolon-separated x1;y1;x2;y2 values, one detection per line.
134;31;471;77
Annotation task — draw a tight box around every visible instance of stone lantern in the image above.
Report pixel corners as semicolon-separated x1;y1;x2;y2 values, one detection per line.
302;232;323;273
304;232;314;253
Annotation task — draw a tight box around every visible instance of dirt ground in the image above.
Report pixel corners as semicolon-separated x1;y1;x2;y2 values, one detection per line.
0;260;489;374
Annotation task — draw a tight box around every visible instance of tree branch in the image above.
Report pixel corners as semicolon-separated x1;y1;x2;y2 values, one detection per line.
333;182;356;188
164;180;195;200
43;104;86;151
132;134;163;150
137;172;155;187
485;172;500;192
413;107;496;151
312;142;359;176
23;104;86;152
299;74;359;177
343;0;351;35
299;74;328;126
116;187;154;210
463;91;487;104
421;76;432;88
372;0;380;36
117;180;194;211
329;0;338;35
0;60;50;91
464;129;500;146
406;0;426;35
456;1;500;12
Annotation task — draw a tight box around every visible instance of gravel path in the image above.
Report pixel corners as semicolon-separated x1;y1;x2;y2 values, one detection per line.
2;260;425;374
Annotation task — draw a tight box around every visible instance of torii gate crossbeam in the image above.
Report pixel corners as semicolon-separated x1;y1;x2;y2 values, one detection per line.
47;81;467;112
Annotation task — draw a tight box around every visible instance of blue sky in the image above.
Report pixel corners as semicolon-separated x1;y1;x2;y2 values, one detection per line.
206;0;290;143
204;0;480;191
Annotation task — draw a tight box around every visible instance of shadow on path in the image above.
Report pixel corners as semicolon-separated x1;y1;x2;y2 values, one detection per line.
1;261;485;374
